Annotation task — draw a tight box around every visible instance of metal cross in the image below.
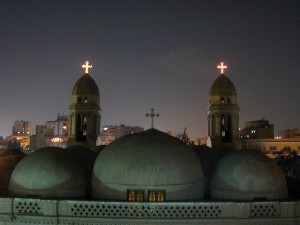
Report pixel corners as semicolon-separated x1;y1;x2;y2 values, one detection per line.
82;61;93;73
217;61;227;74
146;108;160;129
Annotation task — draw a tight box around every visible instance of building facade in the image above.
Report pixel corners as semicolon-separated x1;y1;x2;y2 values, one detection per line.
100;124;144;145
241;118;274;139
45;114;69;136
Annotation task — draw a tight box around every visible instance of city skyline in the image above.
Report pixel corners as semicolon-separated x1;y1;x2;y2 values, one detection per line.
0;0;299;139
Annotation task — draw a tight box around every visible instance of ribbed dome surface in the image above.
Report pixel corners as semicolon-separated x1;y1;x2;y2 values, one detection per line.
209;74;237;96
9;147;87;198
92;129;204;200
210;149;288;200
72;74;100;95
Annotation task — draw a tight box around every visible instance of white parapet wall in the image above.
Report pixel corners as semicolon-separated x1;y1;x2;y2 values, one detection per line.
0;198;299;225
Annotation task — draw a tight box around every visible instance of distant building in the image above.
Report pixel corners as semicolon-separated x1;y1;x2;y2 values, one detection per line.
100;124;144;145
7;135;29;150
45;114;69;136
242;138;300;155
30;125;54;150
12;120;33;135
240;118;274;139
284;129;300;139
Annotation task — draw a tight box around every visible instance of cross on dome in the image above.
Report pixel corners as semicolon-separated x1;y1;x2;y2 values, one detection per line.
82;61;93;74
146;108;160;129
217;62;227;74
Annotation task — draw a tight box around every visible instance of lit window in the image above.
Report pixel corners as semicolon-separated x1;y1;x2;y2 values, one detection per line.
149;191;156;201
136;192;144;201
157;192;165;201
128;190;144;202
148;190;165;202
84;97;88;103
128;191;135;201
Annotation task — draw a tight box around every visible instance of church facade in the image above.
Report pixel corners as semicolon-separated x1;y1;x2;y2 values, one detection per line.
0;61;299;225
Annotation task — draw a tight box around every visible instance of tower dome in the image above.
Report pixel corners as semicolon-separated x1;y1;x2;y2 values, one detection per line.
72;74;100;96
92;129;204;201
210;149;288;200
9;147;87;198
209;74;237;97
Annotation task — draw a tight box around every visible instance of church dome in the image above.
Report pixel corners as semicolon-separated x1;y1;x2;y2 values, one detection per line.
209;74;237;96
72;74;100;96
0;149;26;196
92;129;204;201
9;147;87;198
210;149;288;200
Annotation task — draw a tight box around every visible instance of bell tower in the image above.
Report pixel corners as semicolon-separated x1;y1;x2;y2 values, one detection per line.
207;62;240;149
67;61;101;148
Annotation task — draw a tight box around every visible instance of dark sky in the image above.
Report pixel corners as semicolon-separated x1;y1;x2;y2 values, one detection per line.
0;0;299;139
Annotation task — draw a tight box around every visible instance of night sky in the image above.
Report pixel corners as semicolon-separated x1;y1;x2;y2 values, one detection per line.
0;0;299;139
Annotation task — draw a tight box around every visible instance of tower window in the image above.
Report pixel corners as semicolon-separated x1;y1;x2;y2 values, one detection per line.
84;97;88;103
221;97;225;103
78;97;82;103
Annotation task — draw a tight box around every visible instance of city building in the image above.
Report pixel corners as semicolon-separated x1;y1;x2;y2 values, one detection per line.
284;129;300;139
100;124;144;145
12;120;33;135
240;118;274;139
67;61;101;148
45;114;69;136
30;125;54;151
207;62;240;149
242;138;300;155
7;135;30;150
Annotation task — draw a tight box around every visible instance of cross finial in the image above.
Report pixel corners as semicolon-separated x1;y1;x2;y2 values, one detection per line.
217;61;227;74
82;61;93;74
146;108;160;129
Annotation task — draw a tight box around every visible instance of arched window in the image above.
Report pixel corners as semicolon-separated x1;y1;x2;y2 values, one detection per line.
149;191;156;201
221;97;225;103
136;192;144;201
78;97;82;103
128;191;135;201
84;97;88;103
227;98;231;104
157;192;165;201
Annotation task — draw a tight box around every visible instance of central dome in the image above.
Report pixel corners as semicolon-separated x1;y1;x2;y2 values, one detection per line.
72;74;100;95
209;74;237;96
92;129;204;201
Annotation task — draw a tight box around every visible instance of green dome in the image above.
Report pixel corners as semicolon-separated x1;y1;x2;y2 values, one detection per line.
210;149;288;200
9;147;87;198
209;74;237;96
72;74;100;95
92;129;204;200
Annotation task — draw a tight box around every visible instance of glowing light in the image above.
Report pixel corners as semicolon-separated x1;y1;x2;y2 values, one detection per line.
217;61;227;74
82;61;92;73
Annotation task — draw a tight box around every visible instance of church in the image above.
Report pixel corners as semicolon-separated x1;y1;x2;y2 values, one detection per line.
0;61;299;225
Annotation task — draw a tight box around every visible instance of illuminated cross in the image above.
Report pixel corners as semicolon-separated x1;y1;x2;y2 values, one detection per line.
82;61;93;74
217;62;227;74
146;108;160;129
